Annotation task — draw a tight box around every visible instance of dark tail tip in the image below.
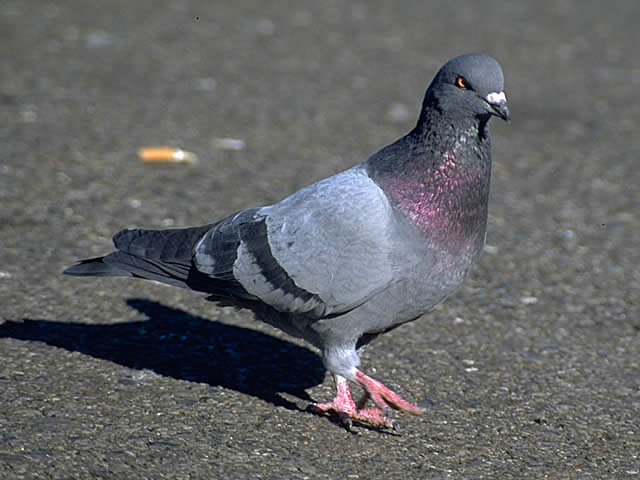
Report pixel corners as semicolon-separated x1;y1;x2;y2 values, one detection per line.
63;257;128;277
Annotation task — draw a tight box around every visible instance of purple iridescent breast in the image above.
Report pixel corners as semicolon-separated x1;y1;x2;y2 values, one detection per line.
380;147;490;255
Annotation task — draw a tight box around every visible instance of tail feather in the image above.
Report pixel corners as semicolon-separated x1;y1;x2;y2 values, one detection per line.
113;224;214;261
63;256;132;277
64;224;216;290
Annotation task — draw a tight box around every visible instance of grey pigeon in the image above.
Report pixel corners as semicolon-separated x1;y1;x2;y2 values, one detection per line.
65;53;509;430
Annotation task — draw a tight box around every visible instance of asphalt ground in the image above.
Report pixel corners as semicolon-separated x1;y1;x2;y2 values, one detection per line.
1;1;639;478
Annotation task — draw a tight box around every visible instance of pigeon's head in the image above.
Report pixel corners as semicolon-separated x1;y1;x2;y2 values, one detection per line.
425;53;510;123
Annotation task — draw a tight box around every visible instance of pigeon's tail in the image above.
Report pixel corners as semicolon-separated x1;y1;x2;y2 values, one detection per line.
63;224;215;291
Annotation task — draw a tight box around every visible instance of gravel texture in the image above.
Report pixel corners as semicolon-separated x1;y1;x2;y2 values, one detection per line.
1;1;639;478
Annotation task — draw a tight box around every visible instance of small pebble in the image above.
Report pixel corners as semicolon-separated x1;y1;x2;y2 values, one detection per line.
213;138;245;151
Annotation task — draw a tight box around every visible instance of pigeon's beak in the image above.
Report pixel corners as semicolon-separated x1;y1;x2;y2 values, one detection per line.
486;91;510;122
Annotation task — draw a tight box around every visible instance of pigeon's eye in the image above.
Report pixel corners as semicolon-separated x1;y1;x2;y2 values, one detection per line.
455;76;469;89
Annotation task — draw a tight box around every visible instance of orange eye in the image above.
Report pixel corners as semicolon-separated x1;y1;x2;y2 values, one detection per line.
455;76;469;89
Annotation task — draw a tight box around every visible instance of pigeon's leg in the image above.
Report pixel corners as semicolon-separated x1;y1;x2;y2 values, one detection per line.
310;374;397;429
353;369;425;415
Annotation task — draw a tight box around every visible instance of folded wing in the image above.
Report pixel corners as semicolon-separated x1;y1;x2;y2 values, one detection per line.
195;167;395;317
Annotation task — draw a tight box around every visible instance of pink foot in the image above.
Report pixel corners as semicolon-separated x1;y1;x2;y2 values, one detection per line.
354;370;425;415
310;371;424;430
310;374;397;429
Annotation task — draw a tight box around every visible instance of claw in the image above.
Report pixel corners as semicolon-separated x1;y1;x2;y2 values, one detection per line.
338;412;353;431
391;419;400;431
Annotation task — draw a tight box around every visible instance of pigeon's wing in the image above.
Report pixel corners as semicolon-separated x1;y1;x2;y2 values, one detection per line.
194;167;395;317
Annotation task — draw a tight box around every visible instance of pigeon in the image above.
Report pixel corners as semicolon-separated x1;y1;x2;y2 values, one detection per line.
64;53;509;430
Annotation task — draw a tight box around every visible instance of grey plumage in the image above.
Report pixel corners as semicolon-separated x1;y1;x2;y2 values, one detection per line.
65;53;509;428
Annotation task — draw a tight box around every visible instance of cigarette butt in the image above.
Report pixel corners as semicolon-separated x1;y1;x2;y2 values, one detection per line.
137;146;199;164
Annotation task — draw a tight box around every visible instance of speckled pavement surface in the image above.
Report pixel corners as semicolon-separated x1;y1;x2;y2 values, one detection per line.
1;1;638;478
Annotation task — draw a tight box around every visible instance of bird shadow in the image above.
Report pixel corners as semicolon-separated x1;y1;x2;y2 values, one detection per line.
0;298;326;411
